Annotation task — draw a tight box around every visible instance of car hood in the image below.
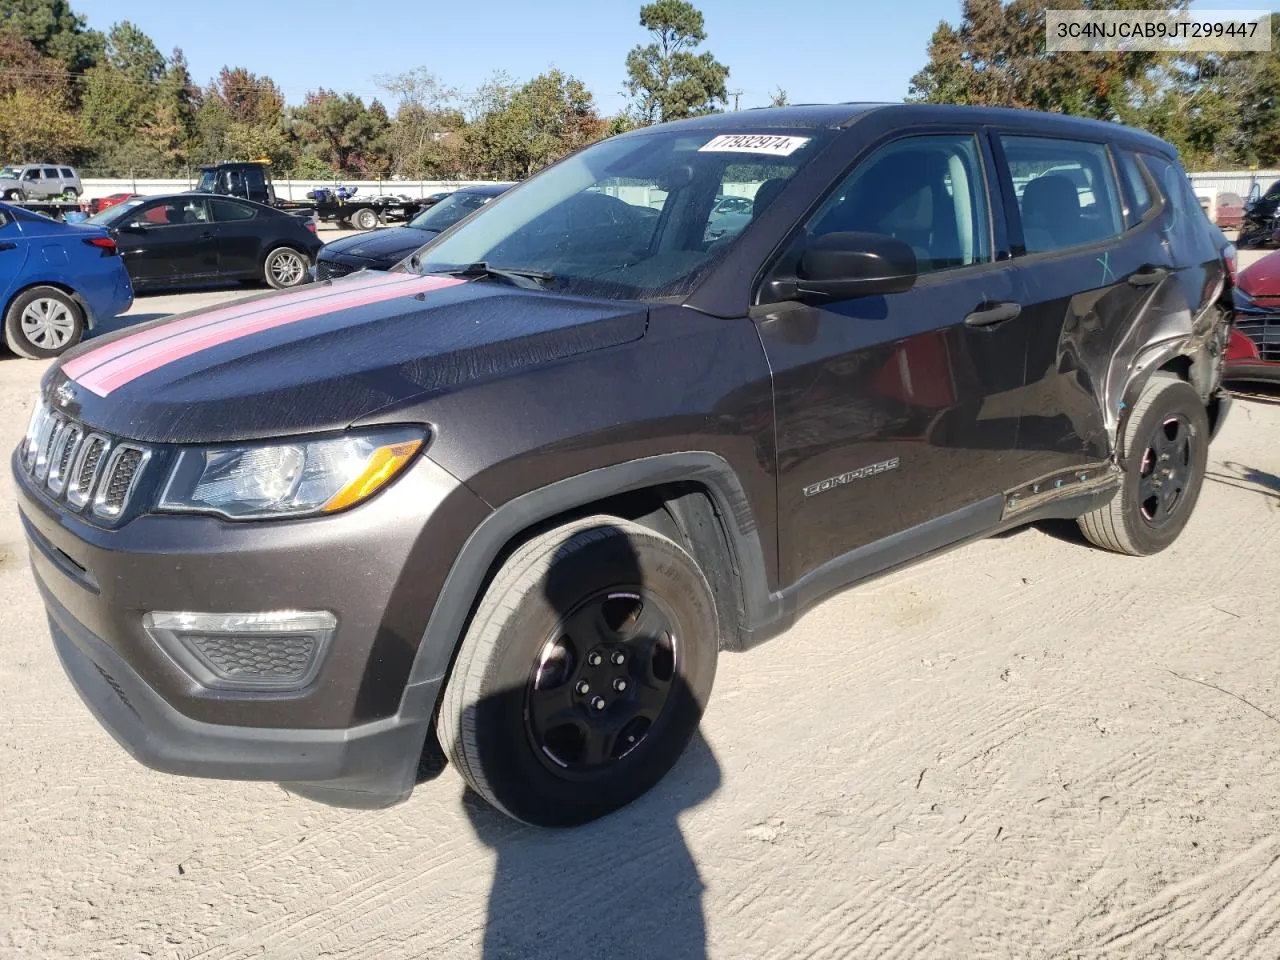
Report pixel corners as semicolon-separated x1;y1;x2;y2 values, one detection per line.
48;271;647;444
1238;251;1280;301
320;226;432;264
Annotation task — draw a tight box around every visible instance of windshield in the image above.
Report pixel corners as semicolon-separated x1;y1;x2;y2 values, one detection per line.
409;190;501;232
85;197;145;225
196;169;217;193
0;167;17;179
415;128;833;300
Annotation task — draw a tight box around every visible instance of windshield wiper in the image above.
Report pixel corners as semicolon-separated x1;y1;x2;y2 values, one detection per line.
426;262;554;291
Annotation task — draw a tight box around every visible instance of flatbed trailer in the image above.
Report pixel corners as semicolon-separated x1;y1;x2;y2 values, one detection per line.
4;199;89;221
275;194;426;230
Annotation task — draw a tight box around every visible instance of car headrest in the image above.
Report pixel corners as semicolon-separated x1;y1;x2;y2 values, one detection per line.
752;178;789;219
1021;175;1081;226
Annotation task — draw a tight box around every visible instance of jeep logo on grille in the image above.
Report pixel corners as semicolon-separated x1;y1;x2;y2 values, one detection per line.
803;457;901;497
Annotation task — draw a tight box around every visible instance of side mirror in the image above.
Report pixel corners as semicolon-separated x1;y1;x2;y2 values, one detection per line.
771;231;918;303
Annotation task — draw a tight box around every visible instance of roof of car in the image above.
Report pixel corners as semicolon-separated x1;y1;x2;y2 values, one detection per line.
639;102;1175;155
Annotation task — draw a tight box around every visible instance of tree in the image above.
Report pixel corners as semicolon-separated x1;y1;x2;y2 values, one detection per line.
0;28;83;161
0;0;103;73
377;68;464;178
908;0;1185;121
768;87;789;107
290;89;390;174
80;22;165;153
464;69;606;179
624;0;729;124
196;67;292;167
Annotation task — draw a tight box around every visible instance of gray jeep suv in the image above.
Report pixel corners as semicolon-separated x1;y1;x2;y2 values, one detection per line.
0;163;83;201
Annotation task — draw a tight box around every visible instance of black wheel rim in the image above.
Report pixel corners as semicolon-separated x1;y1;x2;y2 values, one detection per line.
1138;413;1193;525
525;588;678;778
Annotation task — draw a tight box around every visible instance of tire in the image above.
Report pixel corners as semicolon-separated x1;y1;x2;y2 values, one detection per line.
4;286;85;359
2;189;18;201
1077;373;1209;556
263;246;310;289
439;515;719;827
352;208;379;231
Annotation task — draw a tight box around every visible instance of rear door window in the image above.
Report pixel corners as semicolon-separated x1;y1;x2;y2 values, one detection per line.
42;168;59;180
998;135;1124;253
59;168;74;179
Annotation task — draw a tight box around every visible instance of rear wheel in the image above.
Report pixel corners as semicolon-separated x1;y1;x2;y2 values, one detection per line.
263;246;309;289
352;208;380;231
1078;373;1209;555
4;286;85;359
438;516;719;827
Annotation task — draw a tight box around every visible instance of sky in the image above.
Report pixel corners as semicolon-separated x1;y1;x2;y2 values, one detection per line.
71;0;1280;113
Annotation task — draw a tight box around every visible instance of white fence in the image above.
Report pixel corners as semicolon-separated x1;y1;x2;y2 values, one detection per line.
1189;170;1280;198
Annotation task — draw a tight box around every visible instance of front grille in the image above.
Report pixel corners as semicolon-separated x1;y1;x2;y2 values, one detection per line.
314;259;354;281
1236;317;1280;362
20;403;152;521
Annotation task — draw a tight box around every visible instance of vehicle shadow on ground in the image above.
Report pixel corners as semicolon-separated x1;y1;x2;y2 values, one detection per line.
1208;460;1280;500
454;519;720;960
462;733;719;960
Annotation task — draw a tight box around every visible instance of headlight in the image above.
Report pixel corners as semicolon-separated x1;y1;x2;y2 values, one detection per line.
157;428;424;520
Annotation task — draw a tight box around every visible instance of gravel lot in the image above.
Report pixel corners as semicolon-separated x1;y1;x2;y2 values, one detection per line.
1;245;1278;959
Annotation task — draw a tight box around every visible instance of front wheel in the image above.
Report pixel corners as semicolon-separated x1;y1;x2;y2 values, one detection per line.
4;286;85;359
438;516;719;827
263;246;310;289
1078;373;1209;556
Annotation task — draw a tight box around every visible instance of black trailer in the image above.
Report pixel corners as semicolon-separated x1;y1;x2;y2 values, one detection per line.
4;198;89;221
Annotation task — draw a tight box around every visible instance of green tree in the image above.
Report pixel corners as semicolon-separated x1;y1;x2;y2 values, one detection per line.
908;0;1185;121
195;67;292;168
377;68;464;178
464;69;606;178
624;0;729;124
290;89;390;174
0;0;102;73
768;87;789;107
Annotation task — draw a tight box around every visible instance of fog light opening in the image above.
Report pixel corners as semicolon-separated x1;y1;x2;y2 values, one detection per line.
142;610;337;691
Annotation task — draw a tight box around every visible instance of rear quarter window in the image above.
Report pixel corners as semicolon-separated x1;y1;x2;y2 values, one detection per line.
1140;153;1219;265
1117;151;1155;222
60;168;74;178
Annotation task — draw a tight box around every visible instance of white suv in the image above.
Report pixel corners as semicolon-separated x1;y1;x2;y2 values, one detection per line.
0;164;83;201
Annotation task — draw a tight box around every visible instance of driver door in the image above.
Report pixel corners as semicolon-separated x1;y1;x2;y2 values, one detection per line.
755;131;1028;586
116;198;217;286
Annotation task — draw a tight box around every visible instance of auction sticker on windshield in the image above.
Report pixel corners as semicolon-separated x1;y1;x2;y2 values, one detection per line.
699;134;811;155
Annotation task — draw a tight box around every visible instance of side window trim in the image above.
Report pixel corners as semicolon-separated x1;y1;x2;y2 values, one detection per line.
1116;147;1167;227
754;126;999;306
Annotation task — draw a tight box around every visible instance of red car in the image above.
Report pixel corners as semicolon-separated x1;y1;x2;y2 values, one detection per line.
87;192;139;215
1227;250;1280;384
1216;192;1245;230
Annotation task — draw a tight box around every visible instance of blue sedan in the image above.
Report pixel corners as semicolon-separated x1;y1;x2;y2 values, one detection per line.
0;202;134;359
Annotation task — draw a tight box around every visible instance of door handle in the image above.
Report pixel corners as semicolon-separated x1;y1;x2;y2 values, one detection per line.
199;231;215;239
0;242;16;251
964;301;1022;328
1128;266;1168;287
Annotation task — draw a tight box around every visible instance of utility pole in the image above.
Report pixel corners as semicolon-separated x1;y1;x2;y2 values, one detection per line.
730;89;742;111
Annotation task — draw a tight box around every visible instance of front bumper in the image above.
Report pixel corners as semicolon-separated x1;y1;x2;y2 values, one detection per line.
15;447;491;807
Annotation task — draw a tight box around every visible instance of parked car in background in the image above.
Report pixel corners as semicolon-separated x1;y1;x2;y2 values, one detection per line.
0;164;83;201
1215;191;1245;229
703;194;754;242
314;182;513;279
82;193;322;291
1226;249;1280;383
88;193;140;215
0;201;132;358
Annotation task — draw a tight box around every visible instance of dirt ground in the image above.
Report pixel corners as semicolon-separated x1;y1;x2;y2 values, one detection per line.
1;247;1278;959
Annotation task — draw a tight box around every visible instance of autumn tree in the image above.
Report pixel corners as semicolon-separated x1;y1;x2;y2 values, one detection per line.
0;28;83;162
195;67;292;167
377;68;465;178
908;0;1185;121
624;0;729;124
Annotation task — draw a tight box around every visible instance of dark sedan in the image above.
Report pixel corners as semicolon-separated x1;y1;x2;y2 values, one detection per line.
83;193;323;291
314;182;514;280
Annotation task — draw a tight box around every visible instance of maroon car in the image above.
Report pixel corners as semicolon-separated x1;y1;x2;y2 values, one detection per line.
1227;250;1280;383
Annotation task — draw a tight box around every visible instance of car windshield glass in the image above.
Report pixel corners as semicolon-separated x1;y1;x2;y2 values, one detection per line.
196;169;217;193
85;198;145;225
409;191;497;231
0;167;16;179
415;127;834;300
